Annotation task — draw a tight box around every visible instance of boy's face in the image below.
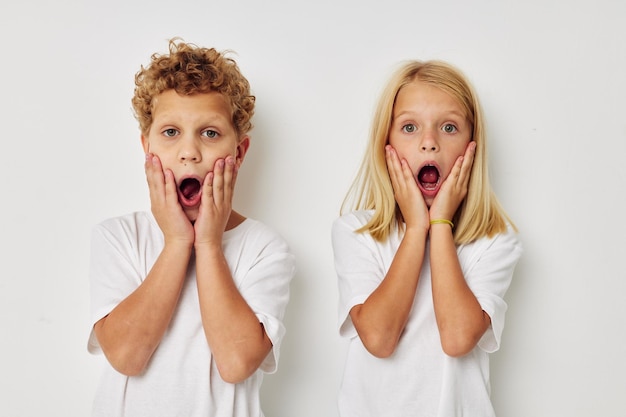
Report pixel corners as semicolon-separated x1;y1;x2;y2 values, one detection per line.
388;80;472;207
141;89;249;221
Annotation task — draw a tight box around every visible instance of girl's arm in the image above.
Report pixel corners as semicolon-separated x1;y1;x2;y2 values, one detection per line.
429;224;491;357
350;227;427;358
350;146;430;358
194;157;272;384
429;142;489;357
94;154;194;376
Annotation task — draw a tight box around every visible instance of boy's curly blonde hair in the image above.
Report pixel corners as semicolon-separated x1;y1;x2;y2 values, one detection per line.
131;38;255;137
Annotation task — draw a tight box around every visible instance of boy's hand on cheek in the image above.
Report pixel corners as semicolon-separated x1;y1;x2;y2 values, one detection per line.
194;156;237;247
145;153;194;246
429;141;476;221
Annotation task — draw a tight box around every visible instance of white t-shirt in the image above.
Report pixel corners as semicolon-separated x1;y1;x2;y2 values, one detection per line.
88;211;295;417
332;210;522;417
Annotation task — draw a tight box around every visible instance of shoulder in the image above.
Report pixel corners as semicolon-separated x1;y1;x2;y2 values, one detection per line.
223;218;295;278
332;210;375;232
91;211;160;245
332;210;390;253
225;217;291;253
93;211;156;234
459;224;523;264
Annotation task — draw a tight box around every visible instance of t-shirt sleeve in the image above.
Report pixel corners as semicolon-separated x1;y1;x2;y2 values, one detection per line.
87;220;145;354
236;227;295;374
462;227;523;353
331;214;385;339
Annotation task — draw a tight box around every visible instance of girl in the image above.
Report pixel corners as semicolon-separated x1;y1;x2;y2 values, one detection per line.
331;60;522;417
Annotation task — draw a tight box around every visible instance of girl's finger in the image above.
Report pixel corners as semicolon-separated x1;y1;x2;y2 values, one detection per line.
400;158;415;185
386;146;402;189
447;155;464;186
458;141;476;184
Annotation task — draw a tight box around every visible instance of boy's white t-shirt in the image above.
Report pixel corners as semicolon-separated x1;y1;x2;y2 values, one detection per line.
332;210;522;417
88;211;295;417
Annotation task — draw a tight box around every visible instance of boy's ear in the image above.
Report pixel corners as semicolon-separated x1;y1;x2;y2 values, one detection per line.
236;136;250;164
141;134;150;154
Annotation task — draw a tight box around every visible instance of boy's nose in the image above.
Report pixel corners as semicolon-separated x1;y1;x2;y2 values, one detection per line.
180;153;199;162
178;138;202;163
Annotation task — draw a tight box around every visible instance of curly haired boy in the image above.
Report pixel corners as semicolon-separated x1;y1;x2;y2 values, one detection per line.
88;39;295;417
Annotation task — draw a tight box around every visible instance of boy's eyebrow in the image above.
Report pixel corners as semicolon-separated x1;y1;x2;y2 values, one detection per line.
153;112;230;124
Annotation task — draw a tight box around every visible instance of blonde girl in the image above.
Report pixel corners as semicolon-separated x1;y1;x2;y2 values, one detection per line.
332;60;522;417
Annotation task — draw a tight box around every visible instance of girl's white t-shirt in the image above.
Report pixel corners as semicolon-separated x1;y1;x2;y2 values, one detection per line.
88;211;295;417
332;210;522;417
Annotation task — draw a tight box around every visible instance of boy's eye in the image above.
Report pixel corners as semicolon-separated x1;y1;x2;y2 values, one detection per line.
202;130;219;139
402;124;416;133
163;128;178;137
442;124;457;133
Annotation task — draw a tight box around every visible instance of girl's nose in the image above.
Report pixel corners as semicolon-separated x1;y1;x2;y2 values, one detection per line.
420;129;439;152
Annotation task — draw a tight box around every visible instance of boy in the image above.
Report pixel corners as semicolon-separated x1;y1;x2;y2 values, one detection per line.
87;39;295;417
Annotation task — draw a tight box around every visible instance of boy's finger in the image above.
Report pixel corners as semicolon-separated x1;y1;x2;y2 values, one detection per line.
145;154;165;199
223;156;236;204
163;169;178;203
203;172;214;198
212;158;225;201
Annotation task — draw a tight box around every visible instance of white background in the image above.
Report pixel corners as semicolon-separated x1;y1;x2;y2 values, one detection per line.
1;1;625;416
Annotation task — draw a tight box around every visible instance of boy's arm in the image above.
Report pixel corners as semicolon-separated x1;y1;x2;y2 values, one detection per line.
194;156;272;384
195;242;273;384
94;153;195;376
93;241;192;375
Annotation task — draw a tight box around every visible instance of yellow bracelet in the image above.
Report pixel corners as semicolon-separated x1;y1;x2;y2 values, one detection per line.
430;219;454;227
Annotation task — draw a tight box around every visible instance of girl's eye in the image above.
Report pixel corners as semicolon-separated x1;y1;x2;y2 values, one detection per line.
442;124;457;134
163;128;178;137
202;130;218;139
402;124;416;133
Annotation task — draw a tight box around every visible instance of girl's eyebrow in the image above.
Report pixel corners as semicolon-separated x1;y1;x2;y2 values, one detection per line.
393;109;466;120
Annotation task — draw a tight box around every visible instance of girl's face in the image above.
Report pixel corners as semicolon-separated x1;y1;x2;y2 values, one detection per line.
388;80;472;207
141;89;249;221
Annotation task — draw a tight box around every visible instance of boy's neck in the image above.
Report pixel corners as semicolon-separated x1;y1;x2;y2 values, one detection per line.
226;210;246;231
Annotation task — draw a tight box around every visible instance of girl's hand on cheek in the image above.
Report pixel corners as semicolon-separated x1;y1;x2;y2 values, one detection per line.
429;141;476;222
385;145;429;232
194;156;237;247
144;153;194;246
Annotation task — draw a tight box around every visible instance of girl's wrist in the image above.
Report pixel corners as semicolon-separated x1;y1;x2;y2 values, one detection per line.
429;218;454;228
404;223;430;239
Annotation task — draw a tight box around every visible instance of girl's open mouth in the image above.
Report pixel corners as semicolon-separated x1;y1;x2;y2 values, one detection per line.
416;164;442;197
418;165;440;191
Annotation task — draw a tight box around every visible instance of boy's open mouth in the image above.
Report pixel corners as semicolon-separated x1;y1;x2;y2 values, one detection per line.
179;177;202;206
418;165;440;190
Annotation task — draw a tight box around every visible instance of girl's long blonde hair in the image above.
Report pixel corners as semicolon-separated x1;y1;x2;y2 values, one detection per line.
342;60;516;244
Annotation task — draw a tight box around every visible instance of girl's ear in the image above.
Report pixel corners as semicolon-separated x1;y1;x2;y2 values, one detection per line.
236;136;250;165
